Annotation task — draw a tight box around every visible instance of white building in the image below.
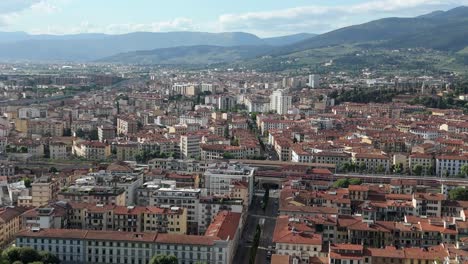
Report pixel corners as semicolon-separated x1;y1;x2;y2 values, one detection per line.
308;74;320;88
436;155;468;177
137;180;202;234
270;89;292;115
16;210;241;264
204;162;255;205
180;134;201;159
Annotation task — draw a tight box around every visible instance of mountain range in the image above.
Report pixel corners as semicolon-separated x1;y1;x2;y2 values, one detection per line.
101;6;468;66
1;6;468;66
0;31;315;62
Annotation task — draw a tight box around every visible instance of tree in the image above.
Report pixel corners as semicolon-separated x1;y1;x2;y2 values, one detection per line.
461;165;468;177
449;187;468;201
23;178;32;188
223;152;235;159
348;178;362;185
19;247;40;264
49;167;58;174
149;255;178;264
39;251;60;264
393;163;403;174
89;129;99;141
3;247;21;263
358;162;366;173
333;178;350;188
412;164;423;176
339;162;351;173
75;128;85;138
376;164;385;174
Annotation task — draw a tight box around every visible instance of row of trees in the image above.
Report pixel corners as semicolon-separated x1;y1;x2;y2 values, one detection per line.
135;150;173;163
339;162;387;174
1;247;60;264
338;162;457;177
332;178;362;188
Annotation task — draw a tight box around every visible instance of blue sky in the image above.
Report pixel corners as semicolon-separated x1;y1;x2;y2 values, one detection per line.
0;0;467;37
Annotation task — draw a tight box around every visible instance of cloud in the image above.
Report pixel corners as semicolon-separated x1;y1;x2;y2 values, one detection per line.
0;0;60;28
29;17;196;35
104;18;195;34
218;0;468;36
0;0;44;14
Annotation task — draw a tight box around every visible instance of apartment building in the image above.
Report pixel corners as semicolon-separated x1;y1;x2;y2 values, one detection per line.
49;141;71;160
73;140;111;160
172;83;200;96
117;116;138;136
204;162;255;205
31;176;59;207
137;180;201;234
0;206;26;248
67;203;187;234
273;216;322;263
98;125;116;142
436;154;468;177
58;186;126;206
353;153;391;172
180;134;201;159
16;211;241;264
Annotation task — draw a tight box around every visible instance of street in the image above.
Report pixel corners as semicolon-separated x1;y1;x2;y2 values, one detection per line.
233;192;279;264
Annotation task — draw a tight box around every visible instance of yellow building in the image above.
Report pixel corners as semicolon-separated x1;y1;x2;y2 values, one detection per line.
0;207;26;248
14;119;29;134
73;140;111;160
115;143;139;161
31;176;59;207
144;206;187;234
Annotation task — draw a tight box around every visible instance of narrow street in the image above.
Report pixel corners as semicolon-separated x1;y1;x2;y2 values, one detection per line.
233;192;279;264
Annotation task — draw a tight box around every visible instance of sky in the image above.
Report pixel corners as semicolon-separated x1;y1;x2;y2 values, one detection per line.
0;0;467;37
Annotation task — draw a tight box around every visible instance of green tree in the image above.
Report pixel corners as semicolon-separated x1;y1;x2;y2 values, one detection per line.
49;167;58;174
23;178;32;188
223;152;235;159
358;162;366;173
393;163;403;174
3;247;21;263
412;164;423;176
461;165;468;177
333;178;349;188
39;251;60;264
348;178;362;185
19;247;40;264
19;146;28;153
75;128;85;138
339;162;351;173
149;255;178;264
449;187;468;201
89;129;99;141
376;164;385;174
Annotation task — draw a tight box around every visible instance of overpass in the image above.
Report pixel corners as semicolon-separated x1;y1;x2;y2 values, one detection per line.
234;159;335;169
253;170;468;188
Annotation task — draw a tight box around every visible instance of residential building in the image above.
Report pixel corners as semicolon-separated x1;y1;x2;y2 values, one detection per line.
16;211;241;264
270;89;292;115
31;176;59;207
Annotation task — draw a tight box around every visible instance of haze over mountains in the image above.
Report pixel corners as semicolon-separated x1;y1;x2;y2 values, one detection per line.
0;31;316;62
1;6;468;64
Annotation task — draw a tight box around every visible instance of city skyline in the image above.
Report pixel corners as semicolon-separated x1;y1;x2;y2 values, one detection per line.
0;0;467;37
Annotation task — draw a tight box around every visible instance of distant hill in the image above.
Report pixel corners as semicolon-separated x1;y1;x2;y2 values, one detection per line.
278;6;468;54
99;45;274;65
0;31;314;62
263;33;316;46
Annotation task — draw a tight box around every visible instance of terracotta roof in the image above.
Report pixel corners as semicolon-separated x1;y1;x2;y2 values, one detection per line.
156;234;216;246
273;216;322;245
204;211;241;240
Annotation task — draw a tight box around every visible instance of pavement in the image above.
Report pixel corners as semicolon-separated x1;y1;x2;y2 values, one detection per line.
233;192;279;264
